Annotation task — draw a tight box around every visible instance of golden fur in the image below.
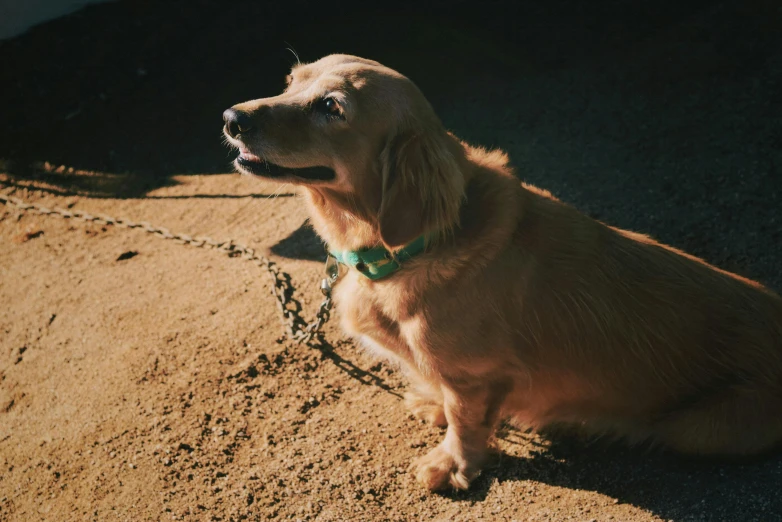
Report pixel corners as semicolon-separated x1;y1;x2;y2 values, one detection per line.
224;54;782;491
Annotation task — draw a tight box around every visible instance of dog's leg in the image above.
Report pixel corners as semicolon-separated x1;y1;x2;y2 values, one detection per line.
357;334;447;425
414;380;510;491
404;375;447;427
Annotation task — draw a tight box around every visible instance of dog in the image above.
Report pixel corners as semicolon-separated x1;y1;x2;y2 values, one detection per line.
223;54;782;491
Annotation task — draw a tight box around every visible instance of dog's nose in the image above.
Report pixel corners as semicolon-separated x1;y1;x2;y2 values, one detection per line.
223;108;254;138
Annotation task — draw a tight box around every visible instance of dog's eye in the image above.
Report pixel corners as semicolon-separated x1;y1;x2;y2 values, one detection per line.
315;97;344;119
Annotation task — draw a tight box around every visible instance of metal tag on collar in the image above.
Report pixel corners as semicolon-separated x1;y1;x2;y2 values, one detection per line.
321;254;340;297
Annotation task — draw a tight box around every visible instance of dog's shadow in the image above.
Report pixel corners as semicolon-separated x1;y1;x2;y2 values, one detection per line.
441;427;782;520
270;220;326;262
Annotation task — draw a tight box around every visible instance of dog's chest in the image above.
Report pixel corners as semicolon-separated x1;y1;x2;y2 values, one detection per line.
332;273;423;366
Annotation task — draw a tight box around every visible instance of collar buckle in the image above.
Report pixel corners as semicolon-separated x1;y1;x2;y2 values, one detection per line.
321;254;340;296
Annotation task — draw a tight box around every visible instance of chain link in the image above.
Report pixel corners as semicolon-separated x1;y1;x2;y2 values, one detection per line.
0;190;332;345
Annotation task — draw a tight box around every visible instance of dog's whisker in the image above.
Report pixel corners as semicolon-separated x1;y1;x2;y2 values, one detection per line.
284;43;301;66
270;183;292;200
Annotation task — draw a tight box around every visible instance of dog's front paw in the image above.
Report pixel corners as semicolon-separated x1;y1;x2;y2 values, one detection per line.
405;392;447;427
413;445;478;491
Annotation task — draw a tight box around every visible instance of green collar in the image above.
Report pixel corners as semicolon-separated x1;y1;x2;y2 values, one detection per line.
329;235;427;280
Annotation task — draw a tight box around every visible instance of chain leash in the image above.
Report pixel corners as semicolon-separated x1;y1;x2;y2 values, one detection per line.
0;190;333;345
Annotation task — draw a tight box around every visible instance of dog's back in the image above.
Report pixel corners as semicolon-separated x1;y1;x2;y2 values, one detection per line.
501;184;782;455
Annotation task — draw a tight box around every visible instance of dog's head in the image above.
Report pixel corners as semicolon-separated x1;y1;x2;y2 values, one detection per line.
223;54;466;248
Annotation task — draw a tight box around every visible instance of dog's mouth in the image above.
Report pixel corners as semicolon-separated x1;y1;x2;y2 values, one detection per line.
235;150;336;182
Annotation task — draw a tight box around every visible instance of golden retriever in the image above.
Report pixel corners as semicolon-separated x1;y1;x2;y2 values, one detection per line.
223;54;782;491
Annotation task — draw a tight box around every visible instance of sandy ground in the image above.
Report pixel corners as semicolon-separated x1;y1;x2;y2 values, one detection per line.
2;0;782;520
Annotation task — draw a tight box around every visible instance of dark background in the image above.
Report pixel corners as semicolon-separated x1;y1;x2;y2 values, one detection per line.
2;1;782;519
2;0;780;287
3;0;781;290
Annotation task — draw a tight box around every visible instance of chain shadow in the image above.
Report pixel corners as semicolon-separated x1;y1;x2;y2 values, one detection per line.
306;336;403;400
269;258;403;399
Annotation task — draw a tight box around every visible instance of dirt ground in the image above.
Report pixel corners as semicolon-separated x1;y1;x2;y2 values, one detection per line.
2;0;782;520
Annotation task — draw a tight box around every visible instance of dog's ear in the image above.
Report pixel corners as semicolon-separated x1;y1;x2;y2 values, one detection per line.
377;130;465;249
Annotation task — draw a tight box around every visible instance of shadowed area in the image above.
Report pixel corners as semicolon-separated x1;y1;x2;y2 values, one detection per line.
2;0;780;287
269;221;325;262
448;428;782;521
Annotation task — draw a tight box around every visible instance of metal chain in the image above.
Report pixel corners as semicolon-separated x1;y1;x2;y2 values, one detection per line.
0;190;332;345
